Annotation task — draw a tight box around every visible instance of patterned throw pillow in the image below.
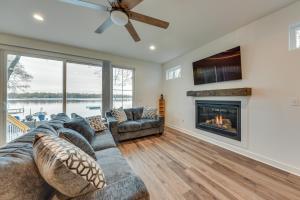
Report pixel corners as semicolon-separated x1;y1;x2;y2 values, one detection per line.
86;115;107;132
33;134;106;197
111;108;128;123
142;107;157;119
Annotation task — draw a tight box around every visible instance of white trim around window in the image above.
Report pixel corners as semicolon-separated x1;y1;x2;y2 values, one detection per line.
289;23;300;51
112;65;135;108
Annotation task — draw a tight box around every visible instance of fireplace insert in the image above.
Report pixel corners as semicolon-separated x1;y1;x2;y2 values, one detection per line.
196;100;241;141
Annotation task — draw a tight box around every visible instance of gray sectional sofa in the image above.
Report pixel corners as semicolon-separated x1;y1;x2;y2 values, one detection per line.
106;107;164;143
0;113;149;200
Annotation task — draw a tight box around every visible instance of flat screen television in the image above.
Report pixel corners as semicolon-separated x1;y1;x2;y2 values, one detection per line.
193;46;242;85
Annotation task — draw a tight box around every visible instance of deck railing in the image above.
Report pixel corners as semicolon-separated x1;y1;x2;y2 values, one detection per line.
7;115;30;142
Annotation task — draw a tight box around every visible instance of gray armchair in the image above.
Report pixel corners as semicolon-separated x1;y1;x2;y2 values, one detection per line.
106;107;164;143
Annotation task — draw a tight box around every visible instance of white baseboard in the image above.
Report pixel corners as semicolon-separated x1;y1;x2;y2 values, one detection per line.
166;123;300;176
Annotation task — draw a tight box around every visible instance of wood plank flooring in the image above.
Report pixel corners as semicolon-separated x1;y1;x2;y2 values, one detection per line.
118;127;300;200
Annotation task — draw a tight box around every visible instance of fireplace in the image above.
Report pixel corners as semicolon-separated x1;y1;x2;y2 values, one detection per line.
196;100;241;141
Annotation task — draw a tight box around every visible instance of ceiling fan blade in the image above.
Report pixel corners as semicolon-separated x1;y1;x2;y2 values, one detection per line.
95;18;113;33
125;21;141;42
127;11;169;29
59;0;109;11
120;0;143;10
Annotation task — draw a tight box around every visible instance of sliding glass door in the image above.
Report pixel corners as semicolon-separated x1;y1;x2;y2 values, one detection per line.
6;54;63;142
66;62;102;117
3;54;104;143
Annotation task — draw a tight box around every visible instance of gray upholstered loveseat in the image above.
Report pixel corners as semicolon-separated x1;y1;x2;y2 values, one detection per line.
0;113;149;200
106;107;164;143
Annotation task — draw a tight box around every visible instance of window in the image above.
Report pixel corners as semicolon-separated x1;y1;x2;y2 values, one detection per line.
66;62;102;117
289;23;300;50
6;54;63;142
113;67;134;109
0;49;136;144
166;66;181;80
297;29;300;49
3;53;105;143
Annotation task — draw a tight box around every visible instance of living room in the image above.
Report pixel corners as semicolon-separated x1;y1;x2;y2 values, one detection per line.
0;0;300;200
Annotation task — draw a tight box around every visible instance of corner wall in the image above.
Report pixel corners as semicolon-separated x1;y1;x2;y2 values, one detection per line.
162;2;300;175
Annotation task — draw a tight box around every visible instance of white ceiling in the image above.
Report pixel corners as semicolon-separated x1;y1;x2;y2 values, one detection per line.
0;0;296;63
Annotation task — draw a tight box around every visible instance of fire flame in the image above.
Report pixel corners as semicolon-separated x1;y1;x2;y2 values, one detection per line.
215;115;223;125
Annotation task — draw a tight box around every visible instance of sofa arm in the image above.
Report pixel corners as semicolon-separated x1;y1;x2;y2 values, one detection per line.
105;113;119;142
157;116;165;134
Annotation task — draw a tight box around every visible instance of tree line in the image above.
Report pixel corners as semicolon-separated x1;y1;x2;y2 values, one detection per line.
8;93;101;99
8;92;132;99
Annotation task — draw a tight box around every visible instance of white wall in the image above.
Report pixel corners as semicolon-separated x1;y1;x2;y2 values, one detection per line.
0;33;162;108
162;2;300;175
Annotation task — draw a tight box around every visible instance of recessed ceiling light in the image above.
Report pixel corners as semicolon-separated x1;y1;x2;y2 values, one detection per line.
149;45;156;51
33;13;44;22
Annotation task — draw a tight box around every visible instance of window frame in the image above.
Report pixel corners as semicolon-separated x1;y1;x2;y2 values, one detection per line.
289;23;300;51
112;65;135;109
0;46;105;145
166;65;182;80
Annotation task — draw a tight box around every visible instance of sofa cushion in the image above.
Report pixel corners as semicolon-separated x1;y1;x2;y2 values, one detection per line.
70;175;149;200
118;121;141;133
64;116;95;143
58;128;96;160
132;107;143;120
52;113;71;122
95;148;134;184
124;109;134;121
68;148;149;200
91;129;117;151
137;119;160;130
12;123;57;144
33;134;106;197
0;142;54;200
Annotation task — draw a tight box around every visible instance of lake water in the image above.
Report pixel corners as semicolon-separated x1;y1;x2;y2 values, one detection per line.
8;98;128;121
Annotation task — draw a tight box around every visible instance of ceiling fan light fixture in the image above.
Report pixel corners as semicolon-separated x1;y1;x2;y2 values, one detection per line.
110;10;129;26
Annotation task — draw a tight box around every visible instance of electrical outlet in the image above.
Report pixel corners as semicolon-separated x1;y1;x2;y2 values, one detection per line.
289;97;300;107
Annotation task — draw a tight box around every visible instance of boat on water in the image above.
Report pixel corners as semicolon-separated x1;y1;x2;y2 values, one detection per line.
33;111;47;121
86;106;101;110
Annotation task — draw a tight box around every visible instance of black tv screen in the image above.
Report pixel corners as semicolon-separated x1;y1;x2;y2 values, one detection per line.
193;47;242;85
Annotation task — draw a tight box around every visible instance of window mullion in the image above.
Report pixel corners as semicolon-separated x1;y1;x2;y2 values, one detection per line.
63;61;67;113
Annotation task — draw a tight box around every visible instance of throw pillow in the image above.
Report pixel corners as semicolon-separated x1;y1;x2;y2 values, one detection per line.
64;115;95;143
33;134;106;197
58;128;96;160
124;109;134;121
86;115;107;132
111;108;127;123
142;107;157;119
132;107;144;120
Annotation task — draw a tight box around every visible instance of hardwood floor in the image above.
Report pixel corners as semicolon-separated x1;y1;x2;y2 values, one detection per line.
119;127;300;200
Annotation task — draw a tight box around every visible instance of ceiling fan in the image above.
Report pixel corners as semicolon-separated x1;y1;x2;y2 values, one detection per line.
60;0;170;42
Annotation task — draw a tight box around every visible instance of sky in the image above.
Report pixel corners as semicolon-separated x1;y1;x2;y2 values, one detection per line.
8;55;102;94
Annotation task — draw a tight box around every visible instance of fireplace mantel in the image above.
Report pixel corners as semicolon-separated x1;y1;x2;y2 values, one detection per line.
187;88;252;97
